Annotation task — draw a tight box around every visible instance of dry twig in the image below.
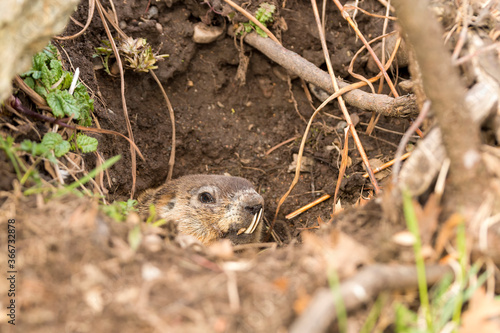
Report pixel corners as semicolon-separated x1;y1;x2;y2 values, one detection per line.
232;31;418;117
290;264;453;333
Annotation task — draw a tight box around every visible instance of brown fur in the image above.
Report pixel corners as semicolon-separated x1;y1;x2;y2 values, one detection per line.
137;175;264;245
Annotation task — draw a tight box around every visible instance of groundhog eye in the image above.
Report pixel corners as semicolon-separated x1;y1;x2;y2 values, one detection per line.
198;192;215;204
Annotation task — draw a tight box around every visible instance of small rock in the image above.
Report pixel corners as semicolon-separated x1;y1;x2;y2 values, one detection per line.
398;80;414;92
119;21;127;30
146;5;159;20
288;154;315;173
192;22;224;44
142;234;163;253
350;113;360;127
141;263;162;281
155;22;163;34
336;121;348;132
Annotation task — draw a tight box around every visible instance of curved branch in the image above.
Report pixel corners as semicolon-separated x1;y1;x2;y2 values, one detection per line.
234;30;418;118
290;264;453;333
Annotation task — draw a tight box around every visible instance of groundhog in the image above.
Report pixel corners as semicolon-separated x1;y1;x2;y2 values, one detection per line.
137;175;264;245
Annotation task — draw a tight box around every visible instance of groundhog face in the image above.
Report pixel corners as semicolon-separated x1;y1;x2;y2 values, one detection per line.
138;175;264;245
182;180;264;245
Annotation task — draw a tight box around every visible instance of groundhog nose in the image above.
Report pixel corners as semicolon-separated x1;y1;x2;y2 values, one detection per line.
245;204;262;215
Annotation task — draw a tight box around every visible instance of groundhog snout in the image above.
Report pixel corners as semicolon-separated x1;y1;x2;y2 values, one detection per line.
245;204;263;216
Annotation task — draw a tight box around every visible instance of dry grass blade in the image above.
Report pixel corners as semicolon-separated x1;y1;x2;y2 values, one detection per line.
285;194;331;220
332;0;399;98
451;0;469;61
96;0;138;198
75;126;144;160
366;1;396;135
332;127;350;214
343;4;397;20
150;71;176;182
347;31;399;95
14;76;48;108
55;0;96;40
223;0;281;45
362;151;411;178
97;1;128;39
311;0;380;192
265;136;300;155
271;80;375;230
392;100;430;186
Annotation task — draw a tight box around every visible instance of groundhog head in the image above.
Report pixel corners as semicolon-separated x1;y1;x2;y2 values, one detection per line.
138;175;264;245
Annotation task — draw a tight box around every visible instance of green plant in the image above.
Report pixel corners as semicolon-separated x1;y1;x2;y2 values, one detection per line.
101;199;138;222
74;133;98;153
240;3;276;38
94;37;169;74
0;135;25;180
21;43;94;126
328;268;347;333
394;190;489;332
20;132;98;161
402;189;431;328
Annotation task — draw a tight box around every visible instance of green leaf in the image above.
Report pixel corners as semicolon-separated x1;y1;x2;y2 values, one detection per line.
255;26;268;38
255;3;275;24
24;52;48;79
34;85;47;98
24;77;35;90
32;52;49;71
20;140;49;156
76;134;98;153
43;43;58;60
61;72;73;90
54;140;71;157
46;90;80;119
19;140;33;151
73;83;94;126
49;59;63;86
40;132;70;157
42;132;63;149
40;63;52;89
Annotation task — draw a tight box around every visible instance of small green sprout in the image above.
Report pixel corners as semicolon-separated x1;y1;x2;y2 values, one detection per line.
102;199;138;222
94;37;169;73
240;3;276;38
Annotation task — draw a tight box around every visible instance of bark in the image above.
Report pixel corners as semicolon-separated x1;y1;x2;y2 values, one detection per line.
393;0;487;213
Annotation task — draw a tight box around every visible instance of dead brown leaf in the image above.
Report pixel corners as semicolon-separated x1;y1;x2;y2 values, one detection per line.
434;213;462;260
460;287;500;333
413;193;441;246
